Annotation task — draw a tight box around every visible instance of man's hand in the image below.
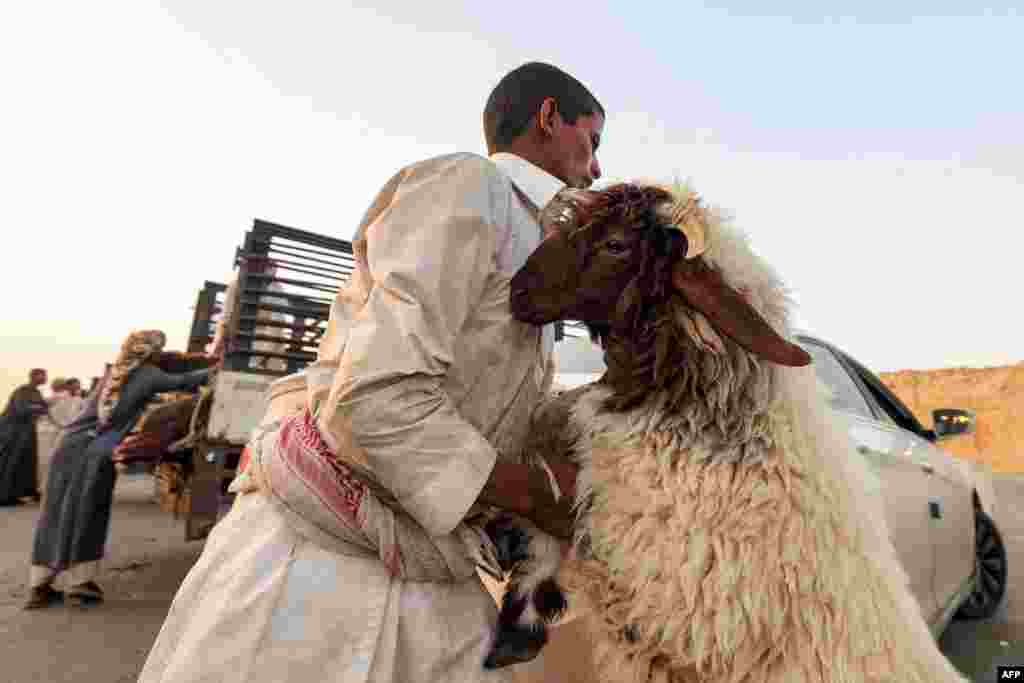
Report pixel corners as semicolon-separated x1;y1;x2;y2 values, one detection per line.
477;460;580;541
539;188;600;238
527;485;577;540
545;460;578;502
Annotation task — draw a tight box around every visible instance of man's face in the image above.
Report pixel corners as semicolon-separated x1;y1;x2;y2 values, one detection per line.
67;381;81;397
547;111;604;189
31;371;46;386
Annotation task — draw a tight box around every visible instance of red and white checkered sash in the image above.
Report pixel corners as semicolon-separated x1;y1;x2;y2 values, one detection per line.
239;408;489;583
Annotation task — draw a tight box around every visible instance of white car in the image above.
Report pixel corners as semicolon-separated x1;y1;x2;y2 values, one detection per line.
795;334;1005;635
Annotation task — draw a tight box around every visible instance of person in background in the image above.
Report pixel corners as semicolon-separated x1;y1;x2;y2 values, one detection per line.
24;331;212;609
64;378;86;424
46;377;84;422
48;377;68;400
42;377;86;444
65;378;83;398
0;369;50;505
37;377;69;455
38;378;73;493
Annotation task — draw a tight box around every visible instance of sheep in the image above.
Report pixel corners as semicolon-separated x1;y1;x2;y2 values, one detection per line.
483;181;968;682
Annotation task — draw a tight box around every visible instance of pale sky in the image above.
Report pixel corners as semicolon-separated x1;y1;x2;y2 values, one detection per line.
2;1;1022;400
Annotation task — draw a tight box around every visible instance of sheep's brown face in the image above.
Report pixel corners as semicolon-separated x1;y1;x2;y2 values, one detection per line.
511;214;650;327
511;185;674;328
512;183;812;369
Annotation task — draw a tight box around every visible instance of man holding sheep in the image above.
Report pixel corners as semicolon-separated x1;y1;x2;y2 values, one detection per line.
139;62;604;683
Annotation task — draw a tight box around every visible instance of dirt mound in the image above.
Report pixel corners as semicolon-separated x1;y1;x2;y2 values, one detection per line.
880;363;1024;472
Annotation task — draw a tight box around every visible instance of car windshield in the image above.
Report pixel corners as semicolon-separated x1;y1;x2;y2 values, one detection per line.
801;342;875;420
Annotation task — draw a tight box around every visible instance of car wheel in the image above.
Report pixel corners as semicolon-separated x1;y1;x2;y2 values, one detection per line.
955;509;1008;620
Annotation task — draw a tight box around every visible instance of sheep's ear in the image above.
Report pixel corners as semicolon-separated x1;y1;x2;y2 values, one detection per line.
671;260;812;367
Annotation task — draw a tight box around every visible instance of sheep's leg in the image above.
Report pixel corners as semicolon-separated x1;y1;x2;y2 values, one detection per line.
485;585;549;669
483;516;568;670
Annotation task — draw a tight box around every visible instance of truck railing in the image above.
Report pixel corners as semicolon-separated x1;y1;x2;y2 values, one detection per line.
224;219;352;376
187;281;228;354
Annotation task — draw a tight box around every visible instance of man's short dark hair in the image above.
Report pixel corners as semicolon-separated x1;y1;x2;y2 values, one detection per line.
484;62;604;152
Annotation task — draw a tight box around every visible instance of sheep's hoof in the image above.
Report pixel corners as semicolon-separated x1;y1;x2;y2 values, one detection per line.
534;578;568;622
485;516;532;572
483;625;547;669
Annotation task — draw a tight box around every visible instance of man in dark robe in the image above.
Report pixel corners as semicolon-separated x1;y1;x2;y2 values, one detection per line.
0;369;50;505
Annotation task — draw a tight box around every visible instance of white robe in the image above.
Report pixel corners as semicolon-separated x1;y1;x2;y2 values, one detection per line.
139;152;562;683
36;393;85;471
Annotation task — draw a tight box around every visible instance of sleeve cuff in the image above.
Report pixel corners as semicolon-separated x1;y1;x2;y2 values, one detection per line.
401;444;498;537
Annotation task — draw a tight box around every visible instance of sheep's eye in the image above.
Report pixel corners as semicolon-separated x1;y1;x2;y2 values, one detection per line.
604;239;628;254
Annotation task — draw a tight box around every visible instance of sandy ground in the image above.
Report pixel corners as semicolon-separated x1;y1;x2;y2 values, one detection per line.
0;474;202;683
1;456;1024;682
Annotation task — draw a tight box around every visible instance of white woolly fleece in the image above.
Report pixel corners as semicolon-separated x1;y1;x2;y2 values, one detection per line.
546;216;969;682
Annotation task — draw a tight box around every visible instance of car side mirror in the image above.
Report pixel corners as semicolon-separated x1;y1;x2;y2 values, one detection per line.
932;408;975;440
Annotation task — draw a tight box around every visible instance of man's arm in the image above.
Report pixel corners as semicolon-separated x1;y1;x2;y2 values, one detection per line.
479;460;579;540
320;155;523;538
150;367;213;394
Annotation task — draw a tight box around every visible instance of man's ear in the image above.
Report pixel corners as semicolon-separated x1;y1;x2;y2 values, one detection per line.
538;97;559;137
